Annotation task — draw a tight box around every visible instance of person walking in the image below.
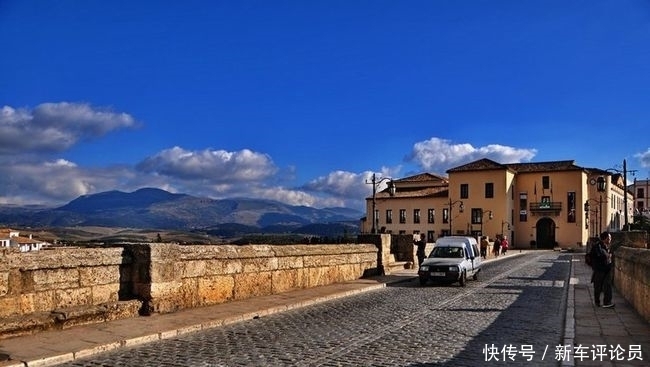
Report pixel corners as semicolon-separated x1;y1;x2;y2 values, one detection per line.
591;231;614;308
501;235;509;255
492;235;502;257
413;233;427;269
480;236;489;259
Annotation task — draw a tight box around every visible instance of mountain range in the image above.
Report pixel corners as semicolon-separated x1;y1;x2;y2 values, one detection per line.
0;188;364;238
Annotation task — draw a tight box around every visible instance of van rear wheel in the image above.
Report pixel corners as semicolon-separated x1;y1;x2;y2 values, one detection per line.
473;271;479;281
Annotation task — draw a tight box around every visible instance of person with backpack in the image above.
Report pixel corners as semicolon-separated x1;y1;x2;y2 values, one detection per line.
590;231;614;308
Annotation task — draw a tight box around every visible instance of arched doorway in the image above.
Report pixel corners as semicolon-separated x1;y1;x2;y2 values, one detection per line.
535;217;556;249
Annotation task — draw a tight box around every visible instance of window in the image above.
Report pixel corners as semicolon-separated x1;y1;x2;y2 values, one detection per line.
413;209;421;224
442;208;449;224
399;209;407;224
386;209;392;224
542;176;550;190
567;192;576;223
427;231;435;242
519;193;528;222
471;208;482;224
460;184;469;199
540;196;551;208
428;209;435;223
485;183;494;198
637;188;645;199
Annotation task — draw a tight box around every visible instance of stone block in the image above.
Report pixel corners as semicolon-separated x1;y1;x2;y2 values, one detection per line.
197;275;234;305
241;257;278;273
234;245;275;260
91;283;120;304
307;266;338;287
233;272;272;300
221;259;243;274
54;287;92;309
0;312;54;340
180;260;207;278
179;277;200;309
0;296;19;318
78;266;120;287
271;268;307;293
150;261;178;283
32;268;80;292
20;290;56;314
0;271;7;296
149;281;183;299
304;254;351;268
277;256;304;270
102;300;142;321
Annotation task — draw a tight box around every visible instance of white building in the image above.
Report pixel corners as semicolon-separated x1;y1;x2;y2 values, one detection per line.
631;178;650;218
0;228;51;252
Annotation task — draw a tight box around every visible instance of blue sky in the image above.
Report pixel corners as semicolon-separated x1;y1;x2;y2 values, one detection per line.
2;1;650;211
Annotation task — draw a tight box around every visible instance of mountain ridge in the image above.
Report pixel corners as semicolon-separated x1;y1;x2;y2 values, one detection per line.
0;188;363;235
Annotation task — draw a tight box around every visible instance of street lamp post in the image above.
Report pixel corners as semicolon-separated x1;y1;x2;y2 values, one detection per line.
365;173;395;234
585;198;603;236
448;199;464;235
479;209;493;236
501;220;512;237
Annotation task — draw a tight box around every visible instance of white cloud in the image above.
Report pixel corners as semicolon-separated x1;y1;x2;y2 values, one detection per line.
407;137;537;172
252;187;319;207
136;146;278;181
0;103;137;154
0;160;135;205
635;148;650;168
303;171;367;198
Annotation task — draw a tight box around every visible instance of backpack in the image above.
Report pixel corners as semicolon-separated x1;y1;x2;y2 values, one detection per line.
585;250;593;267
585;242;600;268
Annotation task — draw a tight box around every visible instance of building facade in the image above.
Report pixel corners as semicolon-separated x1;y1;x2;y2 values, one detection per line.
631;178;650;217
362;158;634;249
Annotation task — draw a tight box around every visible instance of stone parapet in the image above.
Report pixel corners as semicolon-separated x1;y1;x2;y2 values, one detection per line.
133;243;377;314
0;243;378;339
614;246;650;324
611;230;648;249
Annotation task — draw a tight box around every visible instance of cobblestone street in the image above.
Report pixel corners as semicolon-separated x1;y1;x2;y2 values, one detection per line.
58;252;570;366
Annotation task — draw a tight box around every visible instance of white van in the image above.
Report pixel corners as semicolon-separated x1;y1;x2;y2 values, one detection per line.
417;236;482;286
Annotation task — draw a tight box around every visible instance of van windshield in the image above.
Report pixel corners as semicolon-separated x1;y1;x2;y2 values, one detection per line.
429;246;464;258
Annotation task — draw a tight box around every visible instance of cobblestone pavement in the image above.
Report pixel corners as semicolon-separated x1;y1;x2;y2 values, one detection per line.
57;252;571;367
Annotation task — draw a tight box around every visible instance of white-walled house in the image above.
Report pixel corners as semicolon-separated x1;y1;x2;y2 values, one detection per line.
0;228;51;252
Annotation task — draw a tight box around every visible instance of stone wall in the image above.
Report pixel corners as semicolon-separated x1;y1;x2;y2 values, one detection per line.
611;230;648;250
614;246;650;324
0;243;378;339
0;246;140;338
128;243;378;314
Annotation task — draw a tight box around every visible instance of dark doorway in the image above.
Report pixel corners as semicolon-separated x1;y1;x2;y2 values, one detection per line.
535;217;556;248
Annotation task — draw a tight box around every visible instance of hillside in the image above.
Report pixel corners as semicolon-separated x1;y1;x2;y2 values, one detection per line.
0;188;363;240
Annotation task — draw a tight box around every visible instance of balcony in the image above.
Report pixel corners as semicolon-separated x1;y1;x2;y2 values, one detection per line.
529;201;562;216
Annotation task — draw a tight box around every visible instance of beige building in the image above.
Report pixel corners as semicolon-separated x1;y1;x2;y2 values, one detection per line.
631;178;650;217
362;158;634;249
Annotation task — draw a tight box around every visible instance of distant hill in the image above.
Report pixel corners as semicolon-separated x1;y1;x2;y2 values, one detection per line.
0;188;363;238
